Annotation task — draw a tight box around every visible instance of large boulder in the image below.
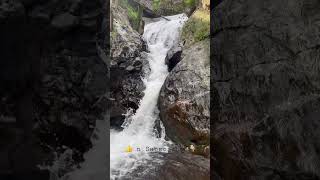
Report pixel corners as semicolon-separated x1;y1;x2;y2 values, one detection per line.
123;152;210;180
212;0;320;179
159;39;210;157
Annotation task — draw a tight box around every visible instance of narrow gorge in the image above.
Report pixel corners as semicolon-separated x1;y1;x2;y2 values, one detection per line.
108;0;210;179
0;0;210;179
110;13;188;179
3;0;320;179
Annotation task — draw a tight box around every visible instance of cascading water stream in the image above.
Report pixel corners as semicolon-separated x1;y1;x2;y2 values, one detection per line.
110;14;188;179
63;14;188;180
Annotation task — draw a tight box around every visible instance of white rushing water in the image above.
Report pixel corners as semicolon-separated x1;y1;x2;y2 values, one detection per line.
110;14;188;179
63;14;187;180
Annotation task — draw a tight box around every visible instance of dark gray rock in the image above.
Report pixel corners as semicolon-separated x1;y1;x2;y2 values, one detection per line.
29;5;51;22
51;13;79;29
159;39;210;156
0;0;107;176
133;59;143;71
110;3;148;129
123;152;210;180
165;44;182;71
0;0;25;20
212;0;320;179
138;0;196;17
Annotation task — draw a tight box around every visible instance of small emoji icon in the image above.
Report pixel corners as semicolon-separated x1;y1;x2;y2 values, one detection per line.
125;145;133;153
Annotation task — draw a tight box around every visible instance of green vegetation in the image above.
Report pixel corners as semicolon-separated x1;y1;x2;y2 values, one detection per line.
152;0;161;11
181;9;210;45
152;0;198;15
119;0;142;31
183;0;197;7
127;5;140;30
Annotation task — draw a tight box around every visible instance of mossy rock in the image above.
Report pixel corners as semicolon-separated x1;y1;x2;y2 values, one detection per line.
152;0;198;16
181;8;210;47
119;0;143;31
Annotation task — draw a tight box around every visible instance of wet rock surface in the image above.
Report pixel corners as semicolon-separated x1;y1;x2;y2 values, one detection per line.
212;0;320;179
165;43;183;72
110;3;149;129
159;39;210;156
122;149;210;180
142;153;209;180
155;152;210;180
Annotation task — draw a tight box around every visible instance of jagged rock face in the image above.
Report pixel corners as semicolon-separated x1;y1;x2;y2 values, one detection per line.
0;0;108;171
138;0;196;16
212;0;320;179
110;4;148;129
159;39;210;157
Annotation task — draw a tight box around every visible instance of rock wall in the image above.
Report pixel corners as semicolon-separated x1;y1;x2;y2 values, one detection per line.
110;2;149;128
138;0;197;16
159;39;210;157
127;152;210;180
0;0;108;175
212;0;320;179
158;0;210;158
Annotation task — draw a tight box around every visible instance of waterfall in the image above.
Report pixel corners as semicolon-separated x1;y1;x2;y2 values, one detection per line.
110;14;188;179
64;13;188;180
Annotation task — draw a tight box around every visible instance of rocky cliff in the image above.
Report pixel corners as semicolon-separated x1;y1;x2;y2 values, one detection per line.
110;1;149;129
159;39;210;157
212;0;320;179
110;1;211;179
0;0;108;176
138;0;199;16
158;0;210;155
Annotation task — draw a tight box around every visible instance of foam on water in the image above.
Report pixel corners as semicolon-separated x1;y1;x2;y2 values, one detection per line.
65;14;188;180
110;14;188;179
